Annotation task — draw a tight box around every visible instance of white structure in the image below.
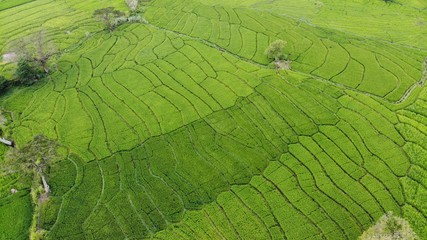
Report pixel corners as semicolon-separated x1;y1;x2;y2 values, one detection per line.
0;138;13;146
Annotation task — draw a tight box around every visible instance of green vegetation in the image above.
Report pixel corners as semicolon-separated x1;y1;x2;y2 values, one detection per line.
13;31;57;74
0;75;7;91
14;60;45;85
1;135;61;239
0;0;426;239
93;7;126;32
265;40;286;61
359;212;418;240
0;0;34;11
3;135;60;194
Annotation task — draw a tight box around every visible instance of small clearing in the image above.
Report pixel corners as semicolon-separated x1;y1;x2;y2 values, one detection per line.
1;52;17;63
274;60;292;70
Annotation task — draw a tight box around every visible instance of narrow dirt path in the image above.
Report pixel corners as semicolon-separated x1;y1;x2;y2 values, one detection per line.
394;57;427;104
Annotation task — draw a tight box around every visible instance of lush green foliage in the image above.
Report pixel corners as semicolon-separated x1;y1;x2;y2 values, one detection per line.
0;190;32;239
0;0;426;239
14;60;45;85
265;40;286;61
0;0;34;11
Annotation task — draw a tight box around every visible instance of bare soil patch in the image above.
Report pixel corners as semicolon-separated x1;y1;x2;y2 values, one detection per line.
2;52;17;63
274;60;292;70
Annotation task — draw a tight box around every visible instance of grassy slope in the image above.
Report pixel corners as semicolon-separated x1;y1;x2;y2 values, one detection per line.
0;0;426;239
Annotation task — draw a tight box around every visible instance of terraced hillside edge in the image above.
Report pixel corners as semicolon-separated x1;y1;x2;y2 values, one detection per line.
0;0;426;239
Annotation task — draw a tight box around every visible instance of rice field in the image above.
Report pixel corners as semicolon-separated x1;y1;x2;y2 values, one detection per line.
0;0;426;239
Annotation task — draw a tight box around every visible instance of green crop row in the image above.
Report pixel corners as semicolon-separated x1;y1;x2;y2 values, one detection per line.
0;0;34;11
146;0;427;101
0;0;426;239
395;90;427;237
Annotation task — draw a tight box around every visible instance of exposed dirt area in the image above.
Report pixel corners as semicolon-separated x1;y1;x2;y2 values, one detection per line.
274;60;292;70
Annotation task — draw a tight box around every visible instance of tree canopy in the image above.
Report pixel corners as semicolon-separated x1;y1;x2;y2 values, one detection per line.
359;212;418;240
14;31;57;74
1;134;60;194
15;60;45;85
264;39;287;61
93;7;126;32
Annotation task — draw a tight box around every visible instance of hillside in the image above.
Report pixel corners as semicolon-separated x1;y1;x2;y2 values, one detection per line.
0;0;426;239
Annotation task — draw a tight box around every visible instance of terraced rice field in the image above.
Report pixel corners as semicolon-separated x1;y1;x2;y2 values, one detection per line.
0;0;426;239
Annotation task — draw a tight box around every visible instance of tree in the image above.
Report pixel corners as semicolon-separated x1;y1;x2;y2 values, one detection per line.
30;31;56;73
265;40;287;61
93;7;126;32
359;212;418;240
15;59;45;85
15;31;57;73
1;135;60;194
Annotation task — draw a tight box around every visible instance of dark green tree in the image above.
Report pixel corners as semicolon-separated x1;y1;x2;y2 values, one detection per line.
15;59;45;85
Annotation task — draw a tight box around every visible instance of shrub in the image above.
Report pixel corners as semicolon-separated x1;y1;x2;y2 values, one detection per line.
128;15;145;23
113;16;129;27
